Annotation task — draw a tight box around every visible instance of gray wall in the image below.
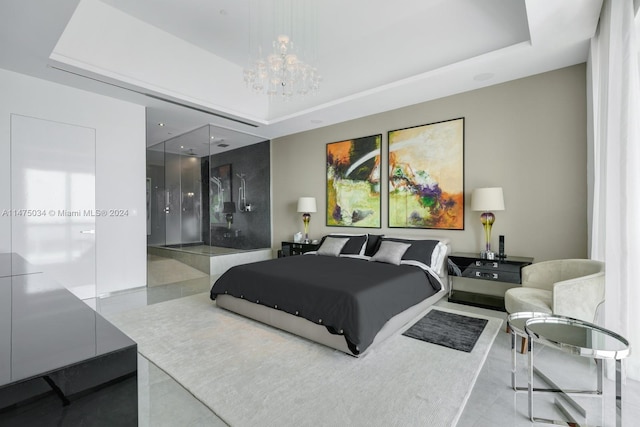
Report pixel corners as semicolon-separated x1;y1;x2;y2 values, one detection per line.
272;64;588;263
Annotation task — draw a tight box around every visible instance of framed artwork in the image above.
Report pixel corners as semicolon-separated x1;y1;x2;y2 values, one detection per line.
326;134;382;228
388;117;464;230
210;163;232;224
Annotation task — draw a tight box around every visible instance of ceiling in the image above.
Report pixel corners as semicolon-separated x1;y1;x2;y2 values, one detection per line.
0;0;603;151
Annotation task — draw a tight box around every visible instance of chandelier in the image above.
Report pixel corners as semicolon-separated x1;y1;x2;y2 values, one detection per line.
243;0;321;99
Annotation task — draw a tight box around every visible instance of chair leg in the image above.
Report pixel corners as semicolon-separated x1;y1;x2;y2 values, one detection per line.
520;336;528;354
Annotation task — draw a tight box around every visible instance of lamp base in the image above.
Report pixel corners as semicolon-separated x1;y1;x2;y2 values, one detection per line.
302;213;311;245
480;250;495;260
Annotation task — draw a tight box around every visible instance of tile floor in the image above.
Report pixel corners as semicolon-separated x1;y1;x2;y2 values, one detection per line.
97;275;640;426
444;300;640;427
98;277;226;426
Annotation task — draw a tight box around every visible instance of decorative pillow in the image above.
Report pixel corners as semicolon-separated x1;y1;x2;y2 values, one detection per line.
380;238;440;267
431;241;450;275
364;234;384;257
318;234;368;255
369;241;411;265
317;237;349;257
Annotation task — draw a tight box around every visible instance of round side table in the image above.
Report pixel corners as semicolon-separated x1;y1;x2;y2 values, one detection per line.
525;316;630;426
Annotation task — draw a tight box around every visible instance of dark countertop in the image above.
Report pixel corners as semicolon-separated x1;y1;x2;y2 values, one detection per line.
0;253;136;389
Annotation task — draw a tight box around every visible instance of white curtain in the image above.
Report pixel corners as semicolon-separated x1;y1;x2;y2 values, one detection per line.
588;0;640;381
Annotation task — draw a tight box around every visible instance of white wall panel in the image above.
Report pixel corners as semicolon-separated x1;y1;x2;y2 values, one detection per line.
0;68;146;295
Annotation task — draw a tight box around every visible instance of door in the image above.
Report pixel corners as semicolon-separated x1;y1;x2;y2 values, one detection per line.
10;114;96;300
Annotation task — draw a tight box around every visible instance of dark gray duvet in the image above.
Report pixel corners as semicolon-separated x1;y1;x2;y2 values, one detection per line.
210;255;441;355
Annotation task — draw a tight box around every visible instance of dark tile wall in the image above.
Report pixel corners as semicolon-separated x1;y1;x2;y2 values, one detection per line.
202;140;271;249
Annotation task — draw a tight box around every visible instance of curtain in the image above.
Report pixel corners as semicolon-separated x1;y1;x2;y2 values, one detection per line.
588;0;640;381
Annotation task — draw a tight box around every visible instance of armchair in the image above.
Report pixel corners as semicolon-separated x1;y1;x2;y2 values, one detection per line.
505;259;605;352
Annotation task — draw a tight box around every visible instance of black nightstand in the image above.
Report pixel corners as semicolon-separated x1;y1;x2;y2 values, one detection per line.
448;252;533;311
280;241;320;257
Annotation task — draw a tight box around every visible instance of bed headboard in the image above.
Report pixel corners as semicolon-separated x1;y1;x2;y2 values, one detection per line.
318;233;451;291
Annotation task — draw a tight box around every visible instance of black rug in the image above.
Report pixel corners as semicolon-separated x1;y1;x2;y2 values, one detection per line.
403;309;488;353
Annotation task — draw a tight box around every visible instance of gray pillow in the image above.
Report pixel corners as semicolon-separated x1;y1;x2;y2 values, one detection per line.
381;238;439;267
317;237;349;257
369;241;411;265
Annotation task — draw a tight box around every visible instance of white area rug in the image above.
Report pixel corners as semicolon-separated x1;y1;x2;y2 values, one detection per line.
107;293;502;427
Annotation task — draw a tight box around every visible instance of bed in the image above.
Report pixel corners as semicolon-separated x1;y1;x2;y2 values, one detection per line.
210;234;450;356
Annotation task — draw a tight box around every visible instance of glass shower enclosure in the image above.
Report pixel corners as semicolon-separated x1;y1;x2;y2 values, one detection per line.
146;125;271;255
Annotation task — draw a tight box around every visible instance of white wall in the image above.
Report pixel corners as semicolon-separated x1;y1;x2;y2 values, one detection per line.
272;65;588;263
0;68;146;295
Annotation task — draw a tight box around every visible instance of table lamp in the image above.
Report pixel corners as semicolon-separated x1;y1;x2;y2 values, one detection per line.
297;197;317;243
471;187;504;259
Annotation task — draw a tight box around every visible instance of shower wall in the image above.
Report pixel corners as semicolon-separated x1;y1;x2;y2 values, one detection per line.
146;132;204;248
202;140;271;250
146;149;165;246
165;152;202;245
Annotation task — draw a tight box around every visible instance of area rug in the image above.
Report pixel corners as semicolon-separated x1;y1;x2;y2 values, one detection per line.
107;293;502;427
403;309;489;352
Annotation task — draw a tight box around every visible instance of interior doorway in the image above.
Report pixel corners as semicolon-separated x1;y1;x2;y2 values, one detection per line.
10;114;97;300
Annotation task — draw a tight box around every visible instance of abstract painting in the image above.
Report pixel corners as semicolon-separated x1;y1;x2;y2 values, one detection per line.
210;163;232;224
326;134;382;228
388;118;464;229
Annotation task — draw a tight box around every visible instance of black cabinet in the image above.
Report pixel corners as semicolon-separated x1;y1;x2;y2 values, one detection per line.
448;253;533;311
280;241;320;257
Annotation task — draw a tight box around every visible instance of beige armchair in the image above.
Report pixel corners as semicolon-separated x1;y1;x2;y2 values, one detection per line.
505;259;605;352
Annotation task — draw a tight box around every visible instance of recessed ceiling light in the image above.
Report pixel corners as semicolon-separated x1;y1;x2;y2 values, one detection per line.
158;122;165;127
180;145;184;148
473;73;495;82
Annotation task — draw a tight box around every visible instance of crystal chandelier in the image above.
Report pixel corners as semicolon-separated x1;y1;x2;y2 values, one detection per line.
243;0;321;99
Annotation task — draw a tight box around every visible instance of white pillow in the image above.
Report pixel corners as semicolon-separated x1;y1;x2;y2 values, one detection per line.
369;241;411;265
317;237;349;257
430;241;450;276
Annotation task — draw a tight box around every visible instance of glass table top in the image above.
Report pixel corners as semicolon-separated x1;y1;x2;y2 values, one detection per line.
525;316;630;360
0;253;42;278
0;254;136;388
507;311;550;335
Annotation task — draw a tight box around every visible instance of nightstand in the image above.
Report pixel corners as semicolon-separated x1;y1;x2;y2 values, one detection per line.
448;252;533;311
280;241;320;257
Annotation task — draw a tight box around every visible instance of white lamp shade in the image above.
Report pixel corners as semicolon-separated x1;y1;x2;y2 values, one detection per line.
471;187;505;211
297;197;317;213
